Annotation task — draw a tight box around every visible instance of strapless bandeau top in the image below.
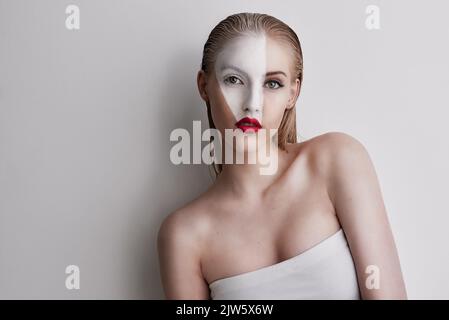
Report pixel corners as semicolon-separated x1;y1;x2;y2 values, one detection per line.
208;228;361;300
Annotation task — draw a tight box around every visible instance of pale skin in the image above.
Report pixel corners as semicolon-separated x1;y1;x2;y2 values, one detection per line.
158;34;407;300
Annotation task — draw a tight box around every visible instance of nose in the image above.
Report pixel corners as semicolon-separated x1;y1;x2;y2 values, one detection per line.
243;105;260;114
242;84;263;115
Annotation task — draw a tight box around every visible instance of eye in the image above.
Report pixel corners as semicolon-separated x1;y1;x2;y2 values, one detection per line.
265;80;284;90
224;75;244;85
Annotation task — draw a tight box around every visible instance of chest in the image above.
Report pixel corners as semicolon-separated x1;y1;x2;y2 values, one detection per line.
202;181;340;284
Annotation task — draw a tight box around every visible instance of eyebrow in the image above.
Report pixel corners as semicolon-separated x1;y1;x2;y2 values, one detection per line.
220;65;287;78
266;71;287;77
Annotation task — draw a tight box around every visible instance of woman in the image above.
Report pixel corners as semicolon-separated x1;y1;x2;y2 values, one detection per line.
158;12;407;300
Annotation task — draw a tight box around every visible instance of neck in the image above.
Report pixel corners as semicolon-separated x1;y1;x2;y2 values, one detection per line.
214;139;288;200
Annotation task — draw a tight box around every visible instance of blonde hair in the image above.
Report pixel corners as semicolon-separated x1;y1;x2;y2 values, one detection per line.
200;12;304;178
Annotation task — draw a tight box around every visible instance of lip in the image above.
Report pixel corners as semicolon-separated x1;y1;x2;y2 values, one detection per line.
235;117;262;133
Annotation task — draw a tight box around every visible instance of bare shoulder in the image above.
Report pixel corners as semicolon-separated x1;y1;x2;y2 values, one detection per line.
157;197;211;256
157;196;213;298
298;131;369;170
290;131;371;195
316;131;367;152
314;131;371;171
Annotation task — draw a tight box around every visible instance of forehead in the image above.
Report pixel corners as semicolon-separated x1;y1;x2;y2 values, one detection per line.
215;33;293;78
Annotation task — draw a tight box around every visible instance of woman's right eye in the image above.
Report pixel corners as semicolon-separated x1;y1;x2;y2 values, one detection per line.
224;75;243;85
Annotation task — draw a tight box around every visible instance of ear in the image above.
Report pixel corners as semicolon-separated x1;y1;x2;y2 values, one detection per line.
197;70;209;103
286;78;301;110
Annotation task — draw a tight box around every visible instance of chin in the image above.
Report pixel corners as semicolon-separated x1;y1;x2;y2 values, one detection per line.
234;131;260;154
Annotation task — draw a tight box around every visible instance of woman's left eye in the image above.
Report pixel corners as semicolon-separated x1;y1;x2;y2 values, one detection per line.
265;80;283;89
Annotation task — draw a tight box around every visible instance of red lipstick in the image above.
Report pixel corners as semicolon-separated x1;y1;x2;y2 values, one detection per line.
235;117;262;133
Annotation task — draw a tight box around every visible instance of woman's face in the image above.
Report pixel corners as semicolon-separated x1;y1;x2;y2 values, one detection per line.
199;32;300;152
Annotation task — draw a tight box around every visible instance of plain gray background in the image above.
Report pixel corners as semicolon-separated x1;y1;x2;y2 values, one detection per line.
1;0;448;299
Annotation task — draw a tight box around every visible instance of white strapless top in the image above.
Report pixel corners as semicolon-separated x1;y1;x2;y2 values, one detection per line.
208;228;361;300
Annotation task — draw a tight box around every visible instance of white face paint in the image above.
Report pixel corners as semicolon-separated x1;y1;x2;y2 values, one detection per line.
214;33;267;129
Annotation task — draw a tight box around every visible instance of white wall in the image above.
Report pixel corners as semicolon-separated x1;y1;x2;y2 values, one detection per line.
0;0;448;299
